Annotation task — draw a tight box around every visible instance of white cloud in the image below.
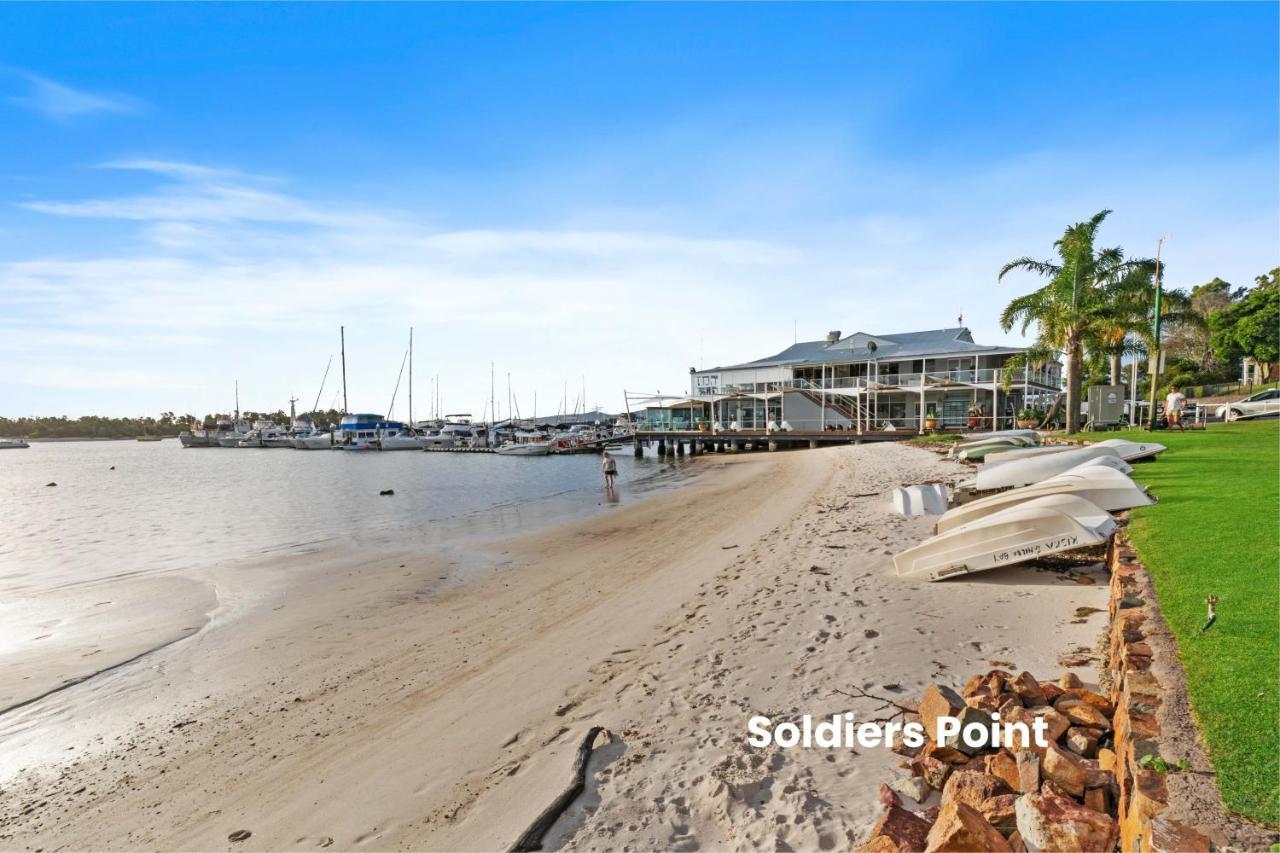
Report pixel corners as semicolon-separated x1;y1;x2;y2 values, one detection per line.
7;71;144;122
4;147;1276;418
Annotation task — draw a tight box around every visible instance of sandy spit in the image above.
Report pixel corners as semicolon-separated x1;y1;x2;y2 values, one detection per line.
0;443;1111;852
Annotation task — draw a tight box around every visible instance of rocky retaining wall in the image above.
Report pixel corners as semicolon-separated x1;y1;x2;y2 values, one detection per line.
1107;538;1212;853
857;538;1215;852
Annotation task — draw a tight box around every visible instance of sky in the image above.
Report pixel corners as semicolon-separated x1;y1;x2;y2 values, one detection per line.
1;3;1277;419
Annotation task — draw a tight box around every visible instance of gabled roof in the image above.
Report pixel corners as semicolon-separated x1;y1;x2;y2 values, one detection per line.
702;327;1022;372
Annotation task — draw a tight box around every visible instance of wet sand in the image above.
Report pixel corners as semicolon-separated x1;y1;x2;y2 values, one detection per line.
0;443;1110;851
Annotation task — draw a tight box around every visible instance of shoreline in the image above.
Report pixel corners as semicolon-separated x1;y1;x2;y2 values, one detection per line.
1;443;1112;851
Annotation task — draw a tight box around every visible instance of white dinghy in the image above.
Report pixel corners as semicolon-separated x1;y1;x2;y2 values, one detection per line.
949;435;1036;458
980;444;1080;465
963;429;1041;442
1094;438;1166;462
895;495;1117;581
935;466;1152;533
975;446;1131;491
892;483;949;517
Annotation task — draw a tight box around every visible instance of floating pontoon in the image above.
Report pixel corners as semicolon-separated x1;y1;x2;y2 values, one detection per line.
974;446;1131;491
894;494;1117;581
935;466;1152;533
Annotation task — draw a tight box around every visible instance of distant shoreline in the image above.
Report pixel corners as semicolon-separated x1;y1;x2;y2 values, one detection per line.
11;436;178;442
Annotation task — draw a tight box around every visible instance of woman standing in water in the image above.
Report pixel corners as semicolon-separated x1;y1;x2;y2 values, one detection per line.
601;451;618;489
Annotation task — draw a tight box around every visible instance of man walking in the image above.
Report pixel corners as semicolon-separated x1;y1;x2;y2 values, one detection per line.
1165;385;1186;431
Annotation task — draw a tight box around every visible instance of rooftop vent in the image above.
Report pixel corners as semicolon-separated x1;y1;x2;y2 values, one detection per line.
825;330;842;343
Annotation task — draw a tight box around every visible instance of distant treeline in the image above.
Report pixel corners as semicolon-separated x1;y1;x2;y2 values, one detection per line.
0;408;349;439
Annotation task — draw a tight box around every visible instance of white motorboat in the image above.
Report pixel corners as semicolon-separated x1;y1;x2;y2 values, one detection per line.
293;431;334;450
935;465;1153;533
237;420;288;448
379;431;423;451
420;420;476;448
895;494;1117;581
332;414;420;450
494;441;552;456
974;445;1131;491
0;438;29;449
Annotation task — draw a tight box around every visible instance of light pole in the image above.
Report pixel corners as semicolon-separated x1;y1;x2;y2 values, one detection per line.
1146;236;1169;432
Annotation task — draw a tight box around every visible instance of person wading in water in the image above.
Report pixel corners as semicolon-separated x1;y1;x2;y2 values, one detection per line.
601;451;618;489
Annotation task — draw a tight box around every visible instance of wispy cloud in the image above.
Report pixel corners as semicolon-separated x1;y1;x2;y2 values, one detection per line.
6;70;144;123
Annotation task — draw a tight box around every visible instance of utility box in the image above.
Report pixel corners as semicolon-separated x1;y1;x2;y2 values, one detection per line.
1088;384;1125;428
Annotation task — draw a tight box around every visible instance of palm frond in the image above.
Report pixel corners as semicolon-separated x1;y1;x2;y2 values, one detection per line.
998;257;1061;282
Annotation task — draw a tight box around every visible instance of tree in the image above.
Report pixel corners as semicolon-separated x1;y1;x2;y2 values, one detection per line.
1164;277;1243;373
998;210;1156;433
1210;268;1280;380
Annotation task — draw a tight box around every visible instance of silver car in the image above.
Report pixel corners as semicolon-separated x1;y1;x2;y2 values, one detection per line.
1216;388;1280;421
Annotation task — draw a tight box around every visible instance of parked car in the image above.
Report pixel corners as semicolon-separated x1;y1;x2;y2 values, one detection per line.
1215;388;1280;421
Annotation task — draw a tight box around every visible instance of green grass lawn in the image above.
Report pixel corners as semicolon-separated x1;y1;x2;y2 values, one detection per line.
1085;421;1279;826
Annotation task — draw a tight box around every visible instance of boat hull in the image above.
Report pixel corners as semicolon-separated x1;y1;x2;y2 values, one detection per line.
974;446;1130;491
935;468;1152;533
895;495;1117;581
1094;438;1166;462
494;443;552;456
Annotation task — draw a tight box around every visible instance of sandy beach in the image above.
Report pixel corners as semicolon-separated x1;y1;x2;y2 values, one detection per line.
0;442;1112;852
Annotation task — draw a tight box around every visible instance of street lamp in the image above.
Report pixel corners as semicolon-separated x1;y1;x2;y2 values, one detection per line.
1146;235;1170;432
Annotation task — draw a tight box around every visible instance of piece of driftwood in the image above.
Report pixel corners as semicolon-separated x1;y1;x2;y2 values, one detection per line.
509;726;607;852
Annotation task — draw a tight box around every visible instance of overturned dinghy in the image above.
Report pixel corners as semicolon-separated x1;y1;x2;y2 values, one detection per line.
964;429;1041;442
975;446;1131;491
981;444;1079;465
1095;438;1166;462
893;483;948;516
951;437;1036;460
895;495;1117;581
956;443;1025;462
935;466;1152;533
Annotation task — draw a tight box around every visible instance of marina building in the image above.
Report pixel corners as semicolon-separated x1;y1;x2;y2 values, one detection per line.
634;327;1061;436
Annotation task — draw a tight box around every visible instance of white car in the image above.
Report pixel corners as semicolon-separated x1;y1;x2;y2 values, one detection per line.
1215;388;1280;421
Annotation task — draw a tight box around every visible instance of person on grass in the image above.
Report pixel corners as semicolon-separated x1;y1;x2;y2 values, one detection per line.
1165;385;1186;430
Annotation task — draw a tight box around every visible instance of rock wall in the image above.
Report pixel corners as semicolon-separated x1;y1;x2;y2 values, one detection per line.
1107;539;1212;853
856;539;1217;852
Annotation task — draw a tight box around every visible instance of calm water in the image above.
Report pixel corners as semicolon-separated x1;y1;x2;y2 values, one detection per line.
0;440;695;597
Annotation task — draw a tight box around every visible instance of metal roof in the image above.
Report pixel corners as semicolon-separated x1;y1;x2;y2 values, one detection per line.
701;327;1023;372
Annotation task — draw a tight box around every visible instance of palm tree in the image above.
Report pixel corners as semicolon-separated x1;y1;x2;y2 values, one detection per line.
998;210;1156;433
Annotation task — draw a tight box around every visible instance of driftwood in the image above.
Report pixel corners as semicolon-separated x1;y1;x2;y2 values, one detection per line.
509;726;607;852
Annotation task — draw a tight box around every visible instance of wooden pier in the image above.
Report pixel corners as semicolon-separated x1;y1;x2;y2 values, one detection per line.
630;428;917;458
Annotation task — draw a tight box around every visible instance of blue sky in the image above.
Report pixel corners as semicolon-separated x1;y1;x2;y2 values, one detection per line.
2;3;1276;418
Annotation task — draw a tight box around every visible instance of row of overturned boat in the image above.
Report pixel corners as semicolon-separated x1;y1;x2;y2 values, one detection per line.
891;430;1166;581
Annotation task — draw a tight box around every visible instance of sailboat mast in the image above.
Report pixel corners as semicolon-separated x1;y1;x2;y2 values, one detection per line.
490;362;496;444
507;373;512;428
408;327;414;426
340;326;349;415
235;380;240;420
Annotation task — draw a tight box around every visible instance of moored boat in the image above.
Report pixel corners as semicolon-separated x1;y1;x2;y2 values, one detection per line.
494;440;552;456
